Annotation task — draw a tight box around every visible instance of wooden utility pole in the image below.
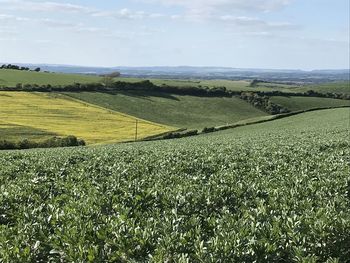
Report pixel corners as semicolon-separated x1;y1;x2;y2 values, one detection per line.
135;119;138;141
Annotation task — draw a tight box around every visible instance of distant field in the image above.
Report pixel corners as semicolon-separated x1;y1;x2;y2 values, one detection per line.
0;70;255;92
0;121;56;141
1;70;348;96
143;78;301;93
0;92;171;144
65;91;268;129
220;107;350;135
296;81;350;94
270;96;350;111
0;69;101;87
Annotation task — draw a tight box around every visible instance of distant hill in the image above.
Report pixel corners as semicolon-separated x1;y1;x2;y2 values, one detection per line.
3;63;349;83
0;69;101;87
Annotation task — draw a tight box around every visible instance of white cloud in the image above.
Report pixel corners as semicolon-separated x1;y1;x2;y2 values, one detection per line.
139;0;297;31
39;18;80;28
144;0;292;13
38;18;114;36
0;26;17;35
0;0;93;13
93;8;165;20
219;15;299;31
0;0;162;20
0;14;29;22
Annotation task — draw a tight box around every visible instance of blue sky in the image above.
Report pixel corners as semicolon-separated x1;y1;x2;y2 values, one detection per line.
0;0;349;69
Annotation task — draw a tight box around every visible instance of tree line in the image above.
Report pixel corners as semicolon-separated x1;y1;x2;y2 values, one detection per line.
4;80;349;99
1;64;41;72
1;80;349;115
239;92;290;115
5;81;230;97
0;136;85;150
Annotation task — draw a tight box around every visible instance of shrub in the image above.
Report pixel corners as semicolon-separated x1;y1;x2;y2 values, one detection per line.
202;127;217;133
0;136;86;150
0;140;16;150
184;130;198;136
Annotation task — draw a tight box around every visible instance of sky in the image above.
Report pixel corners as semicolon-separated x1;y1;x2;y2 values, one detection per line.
0;0;349;69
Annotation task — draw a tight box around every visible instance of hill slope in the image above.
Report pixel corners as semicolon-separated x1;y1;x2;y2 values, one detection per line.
65;91;268;129
297;81;350;94
0;108;348;261
0;92;171;144
0;69;101;87
270;96;350;111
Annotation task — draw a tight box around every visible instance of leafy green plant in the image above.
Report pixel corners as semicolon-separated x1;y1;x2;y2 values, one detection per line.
0;108;349;262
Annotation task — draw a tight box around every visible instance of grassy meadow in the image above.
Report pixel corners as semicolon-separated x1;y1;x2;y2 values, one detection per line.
0;69;348;144
1;69;348;96
299;81;350;94
0;69;101;87
65;91;268;129
0;121;57;142
0;108;349;261
0;92;172;144
270;96;350;111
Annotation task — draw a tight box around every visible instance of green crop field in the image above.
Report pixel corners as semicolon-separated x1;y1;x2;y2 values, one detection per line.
297;82;350;94
0;69;101;87
65;91;268;129
0;69;348;142
0;122;57;142
1;69;348;96
107;78;253;91
270;96;350;111
0;108;349;262
0;70;256;92
147;79;301;93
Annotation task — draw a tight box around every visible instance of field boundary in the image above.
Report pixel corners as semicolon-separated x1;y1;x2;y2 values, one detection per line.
141;106;350;142
57;92;175;130
215;106;350;131
0;91;175;144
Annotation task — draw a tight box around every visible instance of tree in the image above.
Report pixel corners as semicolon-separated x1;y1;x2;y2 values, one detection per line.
101;76;114;87
105;71;121;78
34;67;41;72
249;79;260;87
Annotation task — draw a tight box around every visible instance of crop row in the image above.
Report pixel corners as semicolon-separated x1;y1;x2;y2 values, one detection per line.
0;111;349;262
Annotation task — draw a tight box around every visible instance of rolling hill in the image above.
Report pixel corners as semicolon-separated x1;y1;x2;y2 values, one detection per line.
298;81;350;94
1;108;348;261
270;96;350;111
0;92;171;144
64;91;268;129
0;69;348;144
0;69;101;87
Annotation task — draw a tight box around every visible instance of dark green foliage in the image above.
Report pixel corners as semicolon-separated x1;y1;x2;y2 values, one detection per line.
240;92;290;114
0;136;85;150
249;79;268;87
1;64;30;71
0;140;16;150
163;130;199;140
1;80;349;103
202;127;217;133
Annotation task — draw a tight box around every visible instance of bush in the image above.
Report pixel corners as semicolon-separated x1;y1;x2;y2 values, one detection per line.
202;127;217;133
0;136;86;150
0;140;16;150
184;130;198;136
1;64;30;71
162;130;198;140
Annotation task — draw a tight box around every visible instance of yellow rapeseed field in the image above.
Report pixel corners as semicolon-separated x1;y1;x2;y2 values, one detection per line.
0;92;172;144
